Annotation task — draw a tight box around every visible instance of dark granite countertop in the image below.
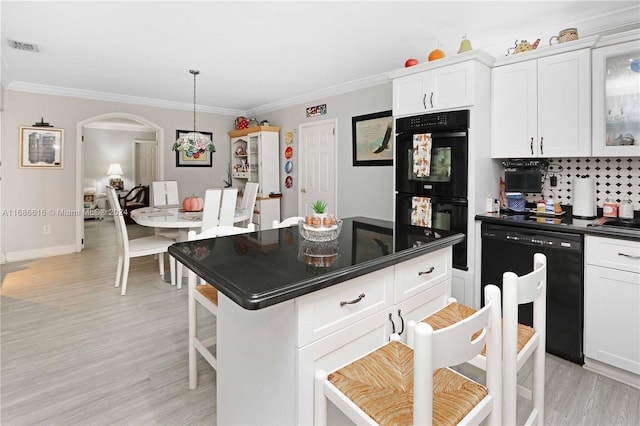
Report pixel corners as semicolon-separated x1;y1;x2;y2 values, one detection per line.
168;216;464;310
475;209;640;241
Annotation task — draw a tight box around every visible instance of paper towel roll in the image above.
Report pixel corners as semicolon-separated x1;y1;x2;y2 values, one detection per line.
572;177;596;218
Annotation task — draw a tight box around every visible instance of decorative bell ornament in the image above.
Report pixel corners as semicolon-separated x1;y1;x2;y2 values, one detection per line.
458;35;473;53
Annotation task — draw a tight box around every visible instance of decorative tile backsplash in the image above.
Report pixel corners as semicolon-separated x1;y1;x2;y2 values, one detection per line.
521;157;640;209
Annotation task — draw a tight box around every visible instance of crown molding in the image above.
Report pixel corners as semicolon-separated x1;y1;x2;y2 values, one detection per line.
245;72;391;117
5;81;245;117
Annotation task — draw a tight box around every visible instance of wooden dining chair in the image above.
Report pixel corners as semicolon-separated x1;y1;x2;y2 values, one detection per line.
409;253;547;425
118;184;149;224
106;187;176;295
314;284;502;425
272;216;304;229
182;224;255;390
234;182;259;225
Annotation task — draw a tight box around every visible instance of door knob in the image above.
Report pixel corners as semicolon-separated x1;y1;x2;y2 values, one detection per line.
301;188;307;193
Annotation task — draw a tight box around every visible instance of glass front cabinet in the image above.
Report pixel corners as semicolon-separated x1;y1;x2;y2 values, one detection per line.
592;33;640;157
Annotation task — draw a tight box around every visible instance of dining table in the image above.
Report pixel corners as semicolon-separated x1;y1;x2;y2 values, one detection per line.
130;207;204;283
130;206;203;231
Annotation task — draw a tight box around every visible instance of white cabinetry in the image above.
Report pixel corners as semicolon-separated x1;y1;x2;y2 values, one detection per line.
229;126;280;229
585;236;640;386
592;30;640;157
389;53;494;117
295;248;451;424
492;48;592;158
392;61;475;116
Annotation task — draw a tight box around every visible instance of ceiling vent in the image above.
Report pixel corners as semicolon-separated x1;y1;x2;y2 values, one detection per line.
8;39;39;52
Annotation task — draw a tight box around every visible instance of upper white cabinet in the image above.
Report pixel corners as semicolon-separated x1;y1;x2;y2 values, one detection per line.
390;52;494;117
592;33;640;157
492;48;592;158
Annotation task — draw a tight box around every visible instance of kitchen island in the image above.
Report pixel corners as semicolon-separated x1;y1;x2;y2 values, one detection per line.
169;217;464;424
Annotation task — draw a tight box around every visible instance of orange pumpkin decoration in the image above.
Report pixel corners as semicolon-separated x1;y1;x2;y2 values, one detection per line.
182;195;204;212
428;48;445;61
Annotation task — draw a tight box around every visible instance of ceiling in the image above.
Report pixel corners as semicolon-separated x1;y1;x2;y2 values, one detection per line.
2;1;639;116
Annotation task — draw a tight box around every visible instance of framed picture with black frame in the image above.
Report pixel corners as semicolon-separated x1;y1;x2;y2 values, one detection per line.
351;110;393;166
175;129;214;167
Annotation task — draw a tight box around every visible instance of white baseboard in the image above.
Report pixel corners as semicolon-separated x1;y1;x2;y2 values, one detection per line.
584;357;640;389
4;244;78;263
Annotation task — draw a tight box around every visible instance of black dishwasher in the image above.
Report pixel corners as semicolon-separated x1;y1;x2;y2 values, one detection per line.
481;222;584;365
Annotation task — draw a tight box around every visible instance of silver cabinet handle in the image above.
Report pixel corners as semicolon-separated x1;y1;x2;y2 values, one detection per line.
397;309;405;335
389;312;396;335
530;137;534;155
340;293;365;306
430;92;434;108
423;93;427;109
418;266;435;276
618;252;640;259
540;137;544;155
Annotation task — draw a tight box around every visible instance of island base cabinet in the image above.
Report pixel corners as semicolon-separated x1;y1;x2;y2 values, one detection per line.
296;310;390;425
585;265;640;378
216;294;298;425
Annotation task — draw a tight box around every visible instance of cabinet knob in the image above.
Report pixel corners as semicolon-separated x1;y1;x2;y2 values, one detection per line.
301;188;307;193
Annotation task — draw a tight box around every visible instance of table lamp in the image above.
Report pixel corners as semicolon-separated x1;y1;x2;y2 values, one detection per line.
107;163;124;190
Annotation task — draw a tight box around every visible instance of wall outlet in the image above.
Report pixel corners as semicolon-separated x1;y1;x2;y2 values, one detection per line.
42;225;51;235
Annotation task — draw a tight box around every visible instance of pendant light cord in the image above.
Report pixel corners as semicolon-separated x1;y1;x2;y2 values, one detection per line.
190;69;199;133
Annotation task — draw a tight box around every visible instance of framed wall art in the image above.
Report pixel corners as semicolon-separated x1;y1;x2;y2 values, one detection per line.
352;110;393;166
19;126;64;169
175;130;214;167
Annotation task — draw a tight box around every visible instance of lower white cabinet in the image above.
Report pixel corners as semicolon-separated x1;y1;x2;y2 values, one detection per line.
585;236;640;380
295;249;451;424
216;246;452;425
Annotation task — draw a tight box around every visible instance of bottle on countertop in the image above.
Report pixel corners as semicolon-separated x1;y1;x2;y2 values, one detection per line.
619;195;634;219
545;196;555;214
603;196;618;218
486;195;494;213
537;198;546;213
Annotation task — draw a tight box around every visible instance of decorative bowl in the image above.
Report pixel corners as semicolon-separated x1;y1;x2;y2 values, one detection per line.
298;219;342;242
298;239;340;267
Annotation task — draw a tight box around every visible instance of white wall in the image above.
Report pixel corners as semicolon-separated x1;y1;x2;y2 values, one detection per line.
264;83;394;221
1;83;394;262
1;90;233;262
84;127;156;192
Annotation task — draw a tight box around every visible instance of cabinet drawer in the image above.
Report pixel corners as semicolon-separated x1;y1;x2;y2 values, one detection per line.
586;236;640;273
295;267;394;347
394;249;452;303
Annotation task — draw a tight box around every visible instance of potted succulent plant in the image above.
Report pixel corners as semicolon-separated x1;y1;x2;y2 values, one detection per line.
306;200;328;227
311;200;327;215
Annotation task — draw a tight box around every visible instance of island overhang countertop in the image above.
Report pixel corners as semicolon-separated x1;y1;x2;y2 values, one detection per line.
168;216;464;310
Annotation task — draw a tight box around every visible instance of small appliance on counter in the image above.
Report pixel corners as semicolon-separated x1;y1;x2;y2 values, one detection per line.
572;176;596;219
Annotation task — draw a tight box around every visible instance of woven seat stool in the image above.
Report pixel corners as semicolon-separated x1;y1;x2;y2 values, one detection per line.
409;253;547;425
315;284;502;426
181;224;255;390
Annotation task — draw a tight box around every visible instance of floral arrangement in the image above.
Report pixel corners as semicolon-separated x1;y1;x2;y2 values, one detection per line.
173;132;216;158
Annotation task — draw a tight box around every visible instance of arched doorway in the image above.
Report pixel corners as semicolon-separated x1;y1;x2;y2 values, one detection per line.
75;113;165;250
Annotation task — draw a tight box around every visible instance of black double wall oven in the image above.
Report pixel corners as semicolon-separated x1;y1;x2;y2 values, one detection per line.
395;110;469;270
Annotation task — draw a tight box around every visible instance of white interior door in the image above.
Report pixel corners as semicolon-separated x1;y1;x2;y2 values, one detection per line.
134;139;157;185
298;119;337;216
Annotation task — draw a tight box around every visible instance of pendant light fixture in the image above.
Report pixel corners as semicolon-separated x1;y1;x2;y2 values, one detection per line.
172;69;215;157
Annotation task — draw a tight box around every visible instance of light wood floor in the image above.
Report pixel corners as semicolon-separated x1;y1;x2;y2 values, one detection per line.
2;219;639;425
